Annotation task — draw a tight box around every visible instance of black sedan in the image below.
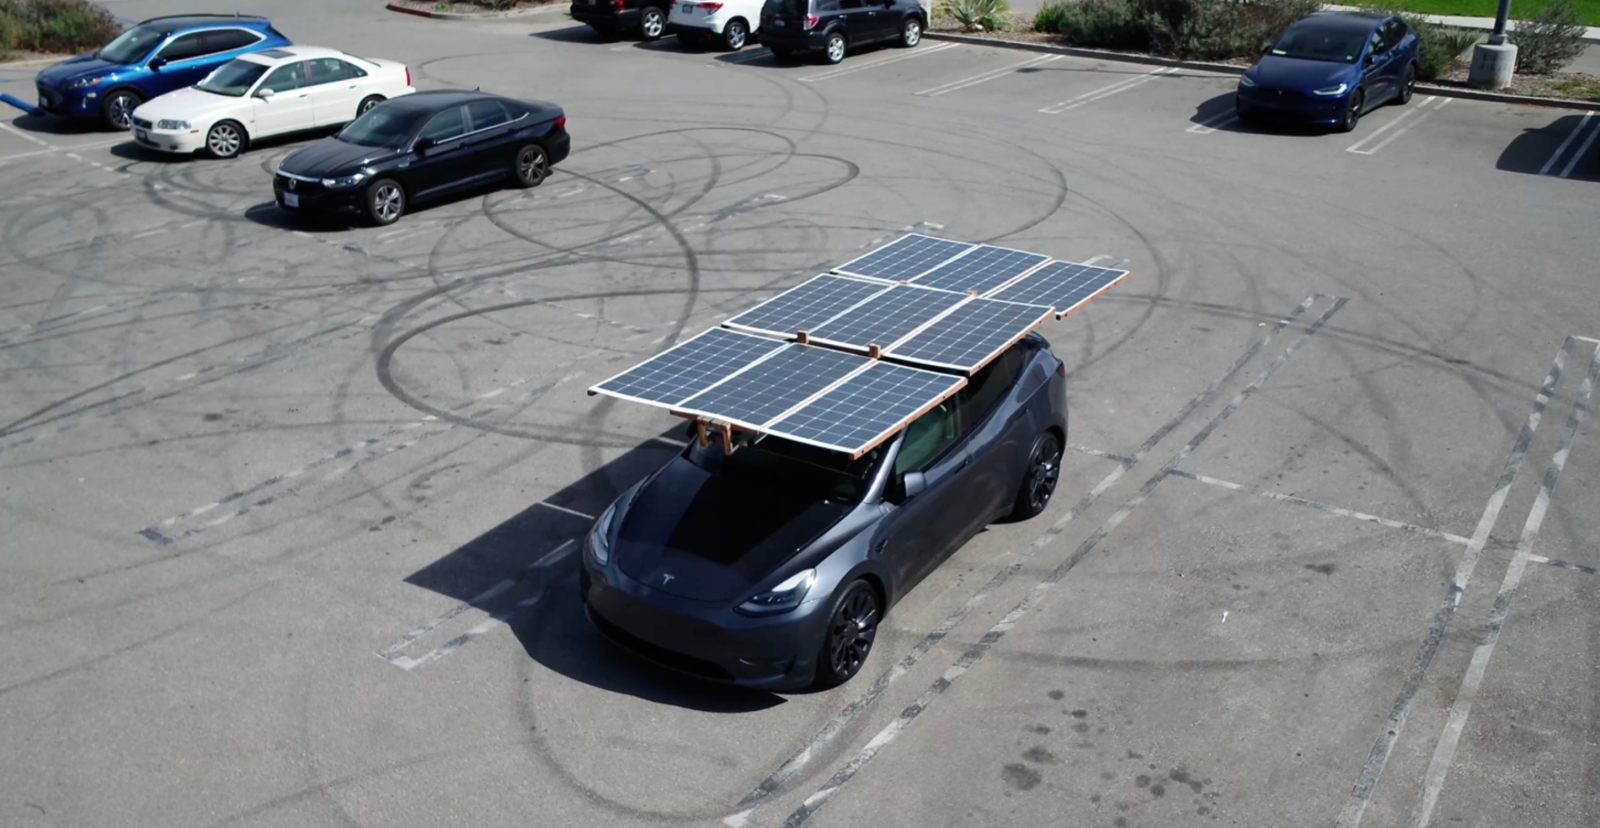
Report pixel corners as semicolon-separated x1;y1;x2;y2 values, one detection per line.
273;90;569;225
581;334;1068;690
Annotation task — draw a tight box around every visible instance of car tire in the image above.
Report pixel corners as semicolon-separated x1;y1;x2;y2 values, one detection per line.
813;580;880;689
357;95;385;118
1008;430;1063;521
822;31;846;64
1397;63;1416;105
899;16;922;47
101;89;141;131
722;18;748;51
1338;88;1364;133
365;178;406;226
205;120;246;159
639;5;666;39
511;143;550;188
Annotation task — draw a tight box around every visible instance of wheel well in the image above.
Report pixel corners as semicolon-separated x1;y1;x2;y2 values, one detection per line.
1047;425;1065;447
856;572;888;612
726;15;748;29
212;118;249;142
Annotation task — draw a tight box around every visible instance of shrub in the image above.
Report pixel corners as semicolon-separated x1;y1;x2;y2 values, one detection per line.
0;0;120;56
1034;0;1150;50
1514;0;1586;74
474;0;521;8
942;0;1010;32
1132;0;1318;60
1413;22;1479;80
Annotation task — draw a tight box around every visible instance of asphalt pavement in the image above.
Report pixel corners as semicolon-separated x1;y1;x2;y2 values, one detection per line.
1;2;1597;827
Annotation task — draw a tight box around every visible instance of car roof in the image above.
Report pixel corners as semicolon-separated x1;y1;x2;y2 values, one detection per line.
235;46;356;66
138;14;273;34
1291;11;1390;35
382;90;508;112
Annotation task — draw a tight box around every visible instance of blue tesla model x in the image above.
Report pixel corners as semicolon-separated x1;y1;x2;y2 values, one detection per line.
1236;12;1419;132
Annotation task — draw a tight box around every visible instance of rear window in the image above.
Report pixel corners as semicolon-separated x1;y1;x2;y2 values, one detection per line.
765;0;810;15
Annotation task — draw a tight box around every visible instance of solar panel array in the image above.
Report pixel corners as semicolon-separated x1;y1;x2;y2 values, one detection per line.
590;233;1129;456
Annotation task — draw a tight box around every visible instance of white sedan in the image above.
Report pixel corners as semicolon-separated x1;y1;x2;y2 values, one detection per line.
130;46;414;159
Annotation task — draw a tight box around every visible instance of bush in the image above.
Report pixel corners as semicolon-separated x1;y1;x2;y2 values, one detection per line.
1515;0;1586;74
1132;0;1319;60
1034;0;1150;50
0;0;120;57
473;0;521;8
1413;21;1479;80
942;0;1010;32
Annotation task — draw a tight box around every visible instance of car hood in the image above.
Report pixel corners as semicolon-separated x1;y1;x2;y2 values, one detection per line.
612;457;853;602
37;53;127;87
134;86;245;122
278;137;398;177
1249;56;1357;91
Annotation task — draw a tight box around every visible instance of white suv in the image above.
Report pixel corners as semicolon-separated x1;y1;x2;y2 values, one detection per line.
667;0;762;51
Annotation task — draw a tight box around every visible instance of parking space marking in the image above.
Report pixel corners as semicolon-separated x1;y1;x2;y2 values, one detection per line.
1167;469;1472;545
1038;66;1178;114
1407;340;1598;828
1187;110;1237;134
914;54;1063;97
798;42;958;82
1538;111;1593;176
0;121;53;149
1337;337;1572;828
1346;96;1449;156
1527;554;1600;577
1556;115;1600;179
726;294;1325;820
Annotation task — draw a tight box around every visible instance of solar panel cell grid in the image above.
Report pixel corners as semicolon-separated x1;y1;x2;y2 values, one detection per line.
888;299;1052;372
725;275;889;337
769;362;965;453
678;344;866;428
590;328;786;406
988;261;1127;314
832;234;975;282
809;286;967;350
909;246;1049;295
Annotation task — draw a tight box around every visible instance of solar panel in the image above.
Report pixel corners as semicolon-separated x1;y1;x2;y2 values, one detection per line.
808;285;967;351
908;245;1050;295
768;362;966;455
887;299;1053;373
677;344;867;431
724;274;890;338
831;234;976;282
986;260;1129;317
588;328;786;408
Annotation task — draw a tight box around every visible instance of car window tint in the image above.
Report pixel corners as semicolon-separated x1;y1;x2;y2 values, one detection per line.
466;100;510;130
894;400;961;475
955;346;1026;439
303;58;360;86
839;0;864;8
203;30;259;53
418;106;468;142
159;32;211;62
1368;30;1384;53
259;61;306;93
814;0;841;11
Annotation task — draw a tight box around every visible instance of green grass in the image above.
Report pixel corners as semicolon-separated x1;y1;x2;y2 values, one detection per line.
1358;0;1600;26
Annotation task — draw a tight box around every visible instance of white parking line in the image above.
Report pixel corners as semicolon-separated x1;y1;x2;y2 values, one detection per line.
1538;111;1593;176
0;121;53;149
1187;109;1238;134
1038;66;1177;114
1346;96;1448;156
914;53;1062;97
1557;115;1600;179
799;42;957;82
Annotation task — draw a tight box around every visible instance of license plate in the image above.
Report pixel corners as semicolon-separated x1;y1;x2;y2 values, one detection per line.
773;18;784;25
282;192;300;208
135;129;149;142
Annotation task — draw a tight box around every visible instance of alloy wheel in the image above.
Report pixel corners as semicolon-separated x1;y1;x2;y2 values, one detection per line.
726;20;746;50
1027;434;1062;513
642;7;664;38
903;19;921;46
360;97;381;114
827;587;878;680
517;145;549;186
826;35;845;63
373;183;403;223
207;123;241;158
107;94;136;130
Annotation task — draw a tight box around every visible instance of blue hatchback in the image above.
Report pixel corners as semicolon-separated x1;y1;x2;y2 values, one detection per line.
1236;12;1418;132
34;14;291;130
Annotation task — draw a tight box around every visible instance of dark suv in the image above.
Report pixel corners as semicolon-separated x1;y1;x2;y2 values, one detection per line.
570;0;670;40
759;0;926;64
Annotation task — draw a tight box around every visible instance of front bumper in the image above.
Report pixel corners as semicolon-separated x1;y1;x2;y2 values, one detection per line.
1236;87;1346;124
34;83;99;119
131;118;206;154
580;540;828;690
272;173;365;214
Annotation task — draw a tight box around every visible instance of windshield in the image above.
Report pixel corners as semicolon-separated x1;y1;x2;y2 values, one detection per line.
689;435;884;504
195;60;269;97
98;26;165;65
1269;25;1368;63
336;107;427;149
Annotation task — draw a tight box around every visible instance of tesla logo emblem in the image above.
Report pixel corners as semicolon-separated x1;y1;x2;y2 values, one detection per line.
659;572;675;585
287;178;297;190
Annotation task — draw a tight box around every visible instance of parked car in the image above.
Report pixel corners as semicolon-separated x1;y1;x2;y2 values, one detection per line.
272;90;569;226
1236;11;1418;133
668;0;763;51
33;14;291;130
130;47;413;159
570;0;670;41
758;0;926;65
581;334;1068;690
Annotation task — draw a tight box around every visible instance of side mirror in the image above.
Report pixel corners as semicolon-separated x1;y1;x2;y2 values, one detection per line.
255;87;275;100
900;471;927;500
148;56;167;70
413;136;436;153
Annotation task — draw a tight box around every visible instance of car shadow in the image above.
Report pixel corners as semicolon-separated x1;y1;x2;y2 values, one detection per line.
1191;92;1330;135
7;112;112;135
106;128;333;163
1497;113;1600;180
402;425;787;713
530;24;622;43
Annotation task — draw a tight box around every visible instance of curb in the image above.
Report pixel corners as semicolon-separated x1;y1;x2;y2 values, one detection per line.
384;1;564;19
925;32;1600;112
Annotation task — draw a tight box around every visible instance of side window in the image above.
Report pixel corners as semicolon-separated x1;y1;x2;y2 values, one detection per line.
259;61;306;93
955;347;1026;440
333;59;367;80
418;106;468;143
814;0;841;10
839;0;864;8
894;401;961;476
1385;19;1407;49
466;100;510;130
306;58;365;85
204;30;260;53
158;32;210;62
1367;29;1385;54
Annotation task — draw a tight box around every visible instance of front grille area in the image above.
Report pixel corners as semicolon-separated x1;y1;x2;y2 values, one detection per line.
589;608;733;682
275;174;325;195
132;117;153;130
36;84;60;111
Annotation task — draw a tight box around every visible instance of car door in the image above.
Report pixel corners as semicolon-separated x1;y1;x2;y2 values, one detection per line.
149;32;215;95
947;347;1032;530
462;99;519;181
306;57;368;127
1380;18;1409;98
251;61;315;138
834;0;875;44
1359;27;1392;102
876;400;981;591
407;104;474;199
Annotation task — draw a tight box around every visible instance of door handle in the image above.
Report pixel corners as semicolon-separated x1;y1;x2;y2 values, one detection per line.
959;456;972;470
871;538;887;554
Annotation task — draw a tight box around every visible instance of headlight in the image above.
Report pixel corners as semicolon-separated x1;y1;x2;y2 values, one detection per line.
1313;83;1350;96
321;172;368;189
156;119;190;130
66;75;108;90
588;502;619;565
1238;75;1257;88
737;569;816;616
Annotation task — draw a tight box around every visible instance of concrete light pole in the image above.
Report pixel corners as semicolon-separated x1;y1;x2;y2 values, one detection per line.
1469;0;1518;88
